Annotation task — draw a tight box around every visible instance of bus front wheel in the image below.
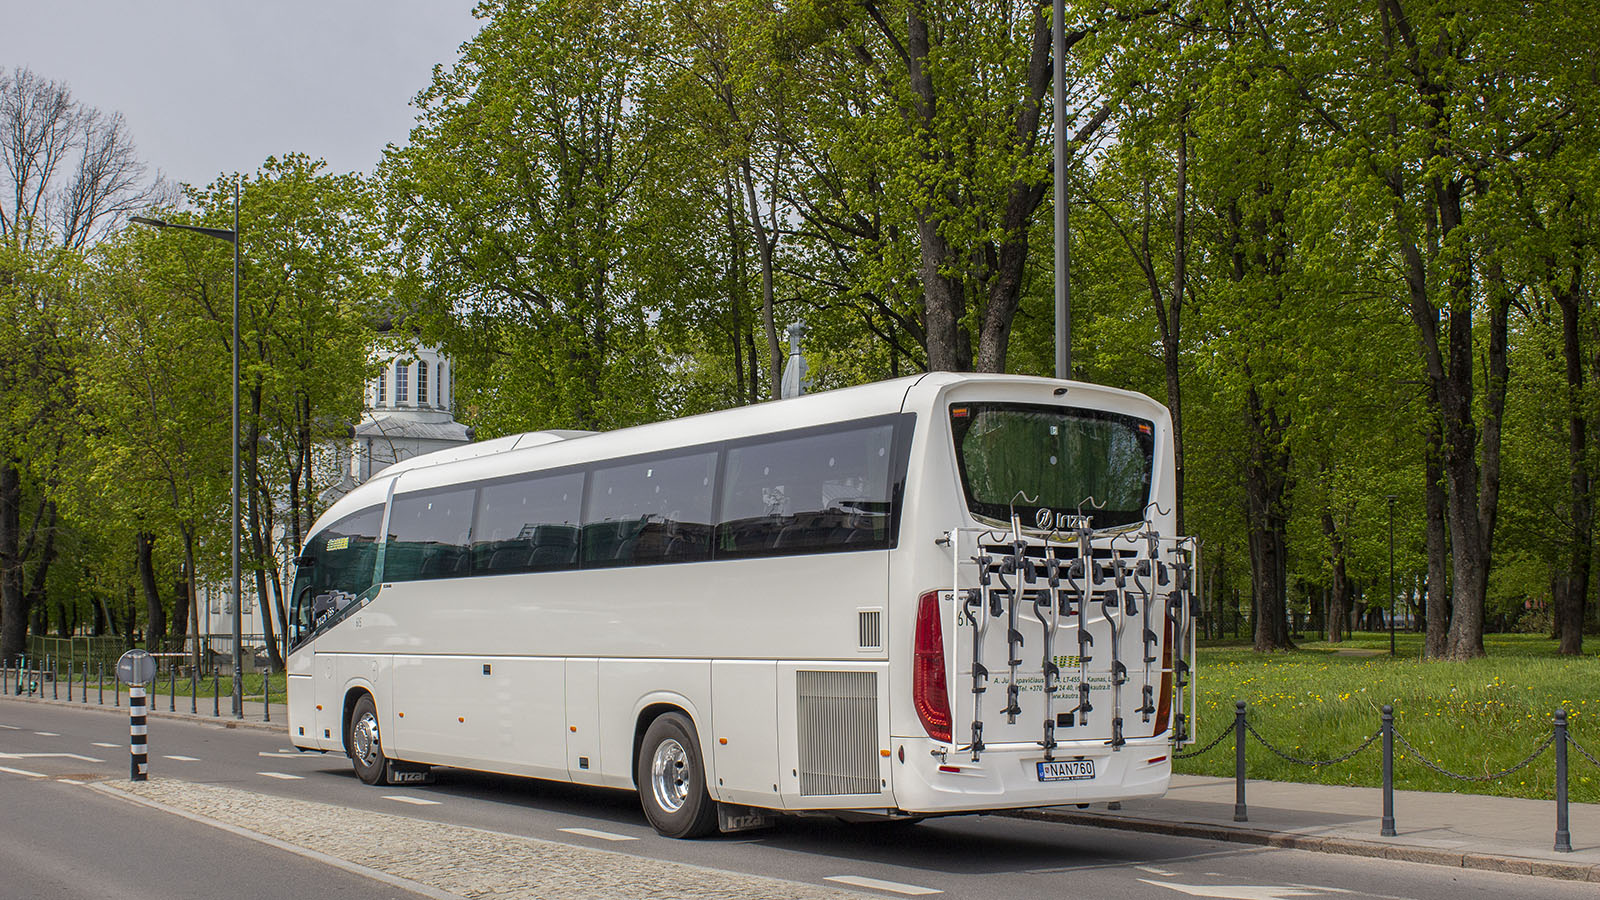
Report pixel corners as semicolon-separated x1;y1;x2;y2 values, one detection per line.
637;712;718;838
348;694;389;786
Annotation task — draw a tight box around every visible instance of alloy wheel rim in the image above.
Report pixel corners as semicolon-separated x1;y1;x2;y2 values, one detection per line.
650;738;690;813
354;711;380;767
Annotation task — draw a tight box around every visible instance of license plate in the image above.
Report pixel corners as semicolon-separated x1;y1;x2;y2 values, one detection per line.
1036;759;1095;782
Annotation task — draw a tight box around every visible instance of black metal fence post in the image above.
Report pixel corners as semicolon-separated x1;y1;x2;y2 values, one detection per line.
81;658;86;703
169;664;176;712
212;666;220;717
66;660;72;702
1555;708;1571;852
190;664;197;714
3;659;8;694
97;661;104;704
1381;705;1396;836
50;655;58;699
1234;700;1248;822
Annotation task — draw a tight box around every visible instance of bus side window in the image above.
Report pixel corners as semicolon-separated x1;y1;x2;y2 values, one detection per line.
472;472;583;574
386;488;476;581
718;421;897;557
584;451;716;568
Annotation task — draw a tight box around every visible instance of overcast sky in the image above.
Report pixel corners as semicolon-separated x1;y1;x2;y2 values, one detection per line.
1;1;482;190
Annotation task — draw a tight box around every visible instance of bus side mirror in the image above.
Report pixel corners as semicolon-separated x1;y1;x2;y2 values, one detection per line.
294;555;316;567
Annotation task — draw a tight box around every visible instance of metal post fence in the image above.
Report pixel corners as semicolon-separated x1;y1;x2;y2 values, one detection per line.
1234;700;1248;822
1381;705;1396;836
1555;709;1571;852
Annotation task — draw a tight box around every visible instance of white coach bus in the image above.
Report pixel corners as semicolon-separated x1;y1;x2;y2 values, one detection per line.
286;372;1196;837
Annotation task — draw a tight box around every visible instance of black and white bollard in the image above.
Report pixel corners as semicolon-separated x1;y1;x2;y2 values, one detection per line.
129;684;148;781
116;650;158;783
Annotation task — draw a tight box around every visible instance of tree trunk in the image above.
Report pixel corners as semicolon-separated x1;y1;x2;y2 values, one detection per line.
0;463;26;665
1554;266;1590;654
1245;383;1294;652
136;530;165;644
1321;508;1349;643
1423;409;1450;658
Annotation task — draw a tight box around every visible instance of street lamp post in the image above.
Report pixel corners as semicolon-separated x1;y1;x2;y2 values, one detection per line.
131;179;243;719
1387;494;1398;656
1053;0;1070;380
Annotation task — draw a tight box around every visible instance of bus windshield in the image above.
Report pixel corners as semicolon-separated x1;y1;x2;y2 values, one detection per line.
950;402;1154;530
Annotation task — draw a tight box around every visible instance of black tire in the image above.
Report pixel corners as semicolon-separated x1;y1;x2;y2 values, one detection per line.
636;712;719;838
347;694;389;786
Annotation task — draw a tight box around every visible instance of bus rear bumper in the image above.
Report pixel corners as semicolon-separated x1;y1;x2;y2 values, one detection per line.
887;735;1173;814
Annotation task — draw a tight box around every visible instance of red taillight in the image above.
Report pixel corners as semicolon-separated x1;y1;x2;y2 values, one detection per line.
913;589;952;743
1155;615;1174;737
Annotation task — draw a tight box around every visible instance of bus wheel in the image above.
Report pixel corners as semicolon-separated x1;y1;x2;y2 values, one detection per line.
348;695;389;786
637;712;718;838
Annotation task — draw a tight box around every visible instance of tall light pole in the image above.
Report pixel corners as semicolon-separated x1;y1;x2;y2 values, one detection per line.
1053;0;1071;380
131;179;243;718
1387;494;1398;656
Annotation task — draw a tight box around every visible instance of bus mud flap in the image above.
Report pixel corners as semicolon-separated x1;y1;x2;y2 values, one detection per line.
717;803;776;833
386;762;435;785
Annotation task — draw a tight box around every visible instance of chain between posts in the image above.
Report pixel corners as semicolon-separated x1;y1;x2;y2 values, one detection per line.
1392;728;1555;782
1244;720;1381;768
1567;733;1600;768
1173;721;1234;760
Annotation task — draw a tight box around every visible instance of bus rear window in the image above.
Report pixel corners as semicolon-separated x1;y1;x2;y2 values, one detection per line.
950;403;1153;530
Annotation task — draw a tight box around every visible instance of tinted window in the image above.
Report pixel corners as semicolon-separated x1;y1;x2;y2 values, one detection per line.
472;472;583;574
385;487;476;581
289;504;383;648
951;403;1153;530
719;421;899;557
584;451;716;567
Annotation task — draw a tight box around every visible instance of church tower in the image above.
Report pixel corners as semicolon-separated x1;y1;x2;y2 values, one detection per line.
350;341;473;483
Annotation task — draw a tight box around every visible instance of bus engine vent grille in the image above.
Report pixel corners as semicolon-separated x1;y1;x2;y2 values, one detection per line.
857;609;882;651
796;670;879;796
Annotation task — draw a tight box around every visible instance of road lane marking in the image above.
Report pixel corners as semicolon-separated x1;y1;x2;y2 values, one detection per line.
58;778;85;785
0;724;18;729
0;765;46;778
1137;866;1178;876
93;742;120;748
258;751;315;759
825;876;942;895
3;750;101;761
1139;881;1330;899
164;755;200;762
257;771;304;780
382;795;441;806
33;731;59;736
558;827;636;842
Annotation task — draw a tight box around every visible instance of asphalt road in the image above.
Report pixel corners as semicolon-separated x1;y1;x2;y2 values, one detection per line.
0;698;1587;900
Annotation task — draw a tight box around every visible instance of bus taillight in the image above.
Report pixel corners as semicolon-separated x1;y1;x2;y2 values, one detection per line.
1154;615;1173;737
913;590;952;743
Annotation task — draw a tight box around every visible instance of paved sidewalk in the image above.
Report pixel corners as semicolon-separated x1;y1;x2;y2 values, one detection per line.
1022;774;1600;881
4;685;287;734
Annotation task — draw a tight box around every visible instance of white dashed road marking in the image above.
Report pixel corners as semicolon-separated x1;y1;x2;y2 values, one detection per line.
0;752;103;763
0;765;46;778
33;731;59;736
257;772;304;780
258;751;308;759
0;724;18;729
825;875;942;895
1137;866;1178;876
558;827;636;842
93;742;120;748
164;755;200;762
382;795;441;806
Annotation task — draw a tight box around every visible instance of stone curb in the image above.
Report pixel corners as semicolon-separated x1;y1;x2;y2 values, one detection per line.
1010;808;1600;883
1;691;286;735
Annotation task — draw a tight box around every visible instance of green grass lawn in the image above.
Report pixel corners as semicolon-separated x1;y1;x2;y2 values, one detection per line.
1179;632;1600;802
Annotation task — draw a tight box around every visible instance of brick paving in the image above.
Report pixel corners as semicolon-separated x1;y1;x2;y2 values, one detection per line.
101;778;867;900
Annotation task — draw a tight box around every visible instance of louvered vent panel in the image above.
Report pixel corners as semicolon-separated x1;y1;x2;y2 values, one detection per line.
857;609;882;651
797;670;879;796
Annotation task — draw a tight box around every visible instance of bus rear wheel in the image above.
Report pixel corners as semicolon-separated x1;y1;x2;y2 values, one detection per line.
637;712;718;838
348;694;389;786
